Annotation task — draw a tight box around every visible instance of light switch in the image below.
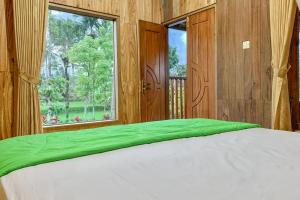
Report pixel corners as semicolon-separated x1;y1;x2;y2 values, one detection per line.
242;41;250;49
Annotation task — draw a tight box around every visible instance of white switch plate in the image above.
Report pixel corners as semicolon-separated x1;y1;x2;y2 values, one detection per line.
243;41;250;49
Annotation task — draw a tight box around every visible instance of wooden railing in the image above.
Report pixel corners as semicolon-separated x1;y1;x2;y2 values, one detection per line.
169;76;186;119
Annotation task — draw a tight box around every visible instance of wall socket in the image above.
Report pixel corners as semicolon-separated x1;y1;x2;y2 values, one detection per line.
242;41;250;49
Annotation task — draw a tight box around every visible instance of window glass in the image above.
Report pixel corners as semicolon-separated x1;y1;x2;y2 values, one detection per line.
40;9;117;126
168;28;187;77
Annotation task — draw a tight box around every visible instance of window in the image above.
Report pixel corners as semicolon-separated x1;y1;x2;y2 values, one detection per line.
40;7;117;126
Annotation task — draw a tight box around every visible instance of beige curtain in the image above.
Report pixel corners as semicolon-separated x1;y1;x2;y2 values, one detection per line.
270;0;297;131
7;0;49;136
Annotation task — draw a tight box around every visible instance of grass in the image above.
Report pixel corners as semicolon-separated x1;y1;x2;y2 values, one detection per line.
41;101;103;112
41;101;113;125
43;110;113;125
58;110;107;121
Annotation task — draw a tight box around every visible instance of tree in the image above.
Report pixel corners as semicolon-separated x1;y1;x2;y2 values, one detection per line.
39;76;65;123
41;12;115;123
40;34;65;124
96;20;114;117
82;17;100;38
68;20;114;120
47;11;85;122
168;47;186;77
169;47;180;77
169;47;179;71
68;36;103;120
176;64;186;77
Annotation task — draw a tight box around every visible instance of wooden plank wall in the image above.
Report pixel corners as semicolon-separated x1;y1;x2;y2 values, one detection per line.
217;0;272;128
0;0;13;137
161;0;216;21
48;0;163;124
0;0;8;70
162;0;272;128
0;0;272;129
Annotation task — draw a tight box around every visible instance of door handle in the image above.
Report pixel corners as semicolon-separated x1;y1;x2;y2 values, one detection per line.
142;80;151;91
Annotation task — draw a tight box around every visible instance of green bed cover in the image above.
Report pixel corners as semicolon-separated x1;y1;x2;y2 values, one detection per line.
0;119;259;177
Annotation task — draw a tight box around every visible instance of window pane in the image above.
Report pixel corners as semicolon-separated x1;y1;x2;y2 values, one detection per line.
39;9;116;126
168;28;187;77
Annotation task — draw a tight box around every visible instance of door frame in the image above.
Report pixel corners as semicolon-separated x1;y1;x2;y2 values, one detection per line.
165;19;187;120
164;5;217;119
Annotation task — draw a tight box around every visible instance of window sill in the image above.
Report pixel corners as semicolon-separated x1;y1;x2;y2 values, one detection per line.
43;120;122;133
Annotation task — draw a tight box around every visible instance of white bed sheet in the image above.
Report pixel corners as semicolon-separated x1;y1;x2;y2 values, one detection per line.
1;128;300;200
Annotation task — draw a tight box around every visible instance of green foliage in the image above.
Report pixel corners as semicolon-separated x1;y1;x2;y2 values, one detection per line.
41;103;104;115
39;76;65;117
175;64;186;77
95;21;114;110
82;17;101;38
48;11;85;55
169;47;179;71
168;47;186;77
40;10;115;125
68;20;114;116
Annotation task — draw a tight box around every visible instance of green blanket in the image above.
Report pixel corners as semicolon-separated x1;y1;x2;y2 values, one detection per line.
0;119;259;177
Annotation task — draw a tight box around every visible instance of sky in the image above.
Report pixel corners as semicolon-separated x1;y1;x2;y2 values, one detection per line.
168;28;187;65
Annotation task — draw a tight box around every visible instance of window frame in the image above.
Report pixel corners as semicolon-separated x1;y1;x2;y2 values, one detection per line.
43;3;121;133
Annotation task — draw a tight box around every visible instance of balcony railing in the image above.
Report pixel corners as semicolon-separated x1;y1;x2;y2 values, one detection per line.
169;76;186;119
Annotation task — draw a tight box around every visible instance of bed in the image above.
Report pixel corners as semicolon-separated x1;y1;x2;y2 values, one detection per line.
1;119;300;200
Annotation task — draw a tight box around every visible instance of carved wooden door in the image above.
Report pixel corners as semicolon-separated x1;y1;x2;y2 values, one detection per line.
139;20;167;122
186;8;216;119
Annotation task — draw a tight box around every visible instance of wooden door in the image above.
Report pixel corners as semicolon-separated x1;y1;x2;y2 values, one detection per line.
186;8;216;119
139;20;167;122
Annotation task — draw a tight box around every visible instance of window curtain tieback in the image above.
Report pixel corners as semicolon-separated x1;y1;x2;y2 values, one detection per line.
18;70;41;85
273;64;291;79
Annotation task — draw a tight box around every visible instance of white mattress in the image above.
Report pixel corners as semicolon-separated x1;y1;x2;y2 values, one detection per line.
1;128;300;200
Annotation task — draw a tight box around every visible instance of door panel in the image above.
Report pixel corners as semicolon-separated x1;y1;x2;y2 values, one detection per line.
186;8;216;119
139;20;166;122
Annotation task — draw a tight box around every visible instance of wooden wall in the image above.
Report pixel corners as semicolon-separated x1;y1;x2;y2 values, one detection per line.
161;0;216;22
162;0;272;128
0;0;13;137
49;0;163;124
217;0;272;128
0;0;8;70
0;0;272;131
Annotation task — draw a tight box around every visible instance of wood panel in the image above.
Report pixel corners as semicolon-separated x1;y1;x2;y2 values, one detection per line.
140;20;166;122
217;0;272;128
50;0;162;24
0;0;8;72
186;8;216;119
50;0;120;16
161;0;216;22
0;0;13;139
